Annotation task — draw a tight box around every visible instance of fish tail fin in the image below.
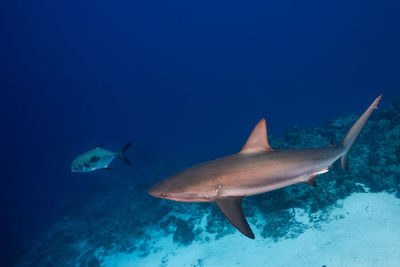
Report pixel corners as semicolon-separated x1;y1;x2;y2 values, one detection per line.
117;142;132;166
340;95;382;170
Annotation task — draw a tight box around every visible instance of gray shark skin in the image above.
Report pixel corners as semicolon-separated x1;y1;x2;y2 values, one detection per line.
148;96;382;239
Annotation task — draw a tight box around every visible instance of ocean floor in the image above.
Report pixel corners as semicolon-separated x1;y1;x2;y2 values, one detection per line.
101;192;400;267
14;97;400;266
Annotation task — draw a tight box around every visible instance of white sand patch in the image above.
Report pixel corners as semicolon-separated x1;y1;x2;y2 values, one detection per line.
102;192;400;267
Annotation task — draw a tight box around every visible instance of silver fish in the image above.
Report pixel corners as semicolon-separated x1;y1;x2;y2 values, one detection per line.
148;96;382;239
71;142;131;172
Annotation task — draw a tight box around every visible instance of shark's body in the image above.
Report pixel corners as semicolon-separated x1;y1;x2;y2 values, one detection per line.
148;96;382;239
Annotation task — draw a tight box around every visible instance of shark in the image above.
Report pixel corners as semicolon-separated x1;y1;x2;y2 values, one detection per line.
148;95;382;239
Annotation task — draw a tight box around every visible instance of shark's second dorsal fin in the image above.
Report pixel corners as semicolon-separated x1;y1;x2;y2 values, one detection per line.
215;196;255;239
241;118;274;153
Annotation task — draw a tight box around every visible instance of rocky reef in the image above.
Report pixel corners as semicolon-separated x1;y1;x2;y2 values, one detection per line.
15;97;400;266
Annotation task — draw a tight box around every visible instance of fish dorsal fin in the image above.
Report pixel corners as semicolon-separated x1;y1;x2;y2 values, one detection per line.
241;118;274;153
215;196;255;239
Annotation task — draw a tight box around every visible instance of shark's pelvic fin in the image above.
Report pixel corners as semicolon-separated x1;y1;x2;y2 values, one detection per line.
215;196;255;239
304;176;317;187
241;118;275;153
302;168;328;187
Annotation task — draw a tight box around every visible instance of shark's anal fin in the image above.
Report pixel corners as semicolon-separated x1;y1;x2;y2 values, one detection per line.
215;196;255;239
241;118;275;153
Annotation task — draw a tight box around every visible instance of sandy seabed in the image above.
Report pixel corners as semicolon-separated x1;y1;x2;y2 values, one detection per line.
101;192;400;267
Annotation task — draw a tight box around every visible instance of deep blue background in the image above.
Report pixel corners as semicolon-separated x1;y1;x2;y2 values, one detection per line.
0;0;399;264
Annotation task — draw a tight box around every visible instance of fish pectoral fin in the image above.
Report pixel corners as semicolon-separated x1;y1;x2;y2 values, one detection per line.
103;167;112;170
215;196;255;239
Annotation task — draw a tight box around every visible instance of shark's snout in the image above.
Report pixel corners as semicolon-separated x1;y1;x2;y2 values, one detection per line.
147;185;157;197
148;183;166;198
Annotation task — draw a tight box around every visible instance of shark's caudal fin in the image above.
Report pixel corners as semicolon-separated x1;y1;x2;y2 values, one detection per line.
117;142;132;166
215;196;255;239
340;95;382;170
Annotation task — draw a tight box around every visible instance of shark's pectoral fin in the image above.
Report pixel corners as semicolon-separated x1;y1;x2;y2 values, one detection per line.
215;196;255;239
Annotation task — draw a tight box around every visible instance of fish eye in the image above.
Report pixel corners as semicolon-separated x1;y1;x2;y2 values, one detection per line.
161;192;167;197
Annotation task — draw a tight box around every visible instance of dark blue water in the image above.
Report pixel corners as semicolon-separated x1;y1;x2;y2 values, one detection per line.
1;0;399;265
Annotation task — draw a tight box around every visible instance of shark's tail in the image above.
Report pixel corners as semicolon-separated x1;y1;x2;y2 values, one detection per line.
117;142;132;166
340;95;382;170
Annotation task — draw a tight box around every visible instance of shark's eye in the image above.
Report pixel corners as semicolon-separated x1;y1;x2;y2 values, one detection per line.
161;192;167;197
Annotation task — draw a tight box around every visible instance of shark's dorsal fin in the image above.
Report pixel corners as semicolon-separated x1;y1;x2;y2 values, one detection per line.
241;118;274;153
215;196;255;239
